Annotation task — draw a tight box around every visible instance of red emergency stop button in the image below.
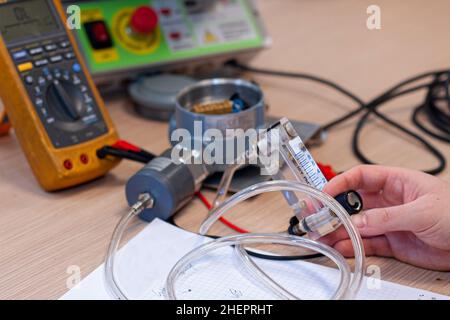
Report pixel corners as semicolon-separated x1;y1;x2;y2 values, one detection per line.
130;6;158;35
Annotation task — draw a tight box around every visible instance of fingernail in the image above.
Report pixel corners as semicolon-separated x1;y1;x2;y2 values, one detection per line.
352;214;366;228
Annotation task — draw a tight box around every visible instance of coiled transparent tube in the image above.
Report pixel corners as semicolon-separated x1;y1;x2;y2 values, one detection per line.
165;180;365;300
166;233;351;300
104;194;153;300
105;181;365;300
104;209;133;300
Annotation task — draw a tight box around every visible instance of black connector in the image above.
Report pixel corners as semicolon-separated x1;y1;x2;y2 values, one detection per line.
334;190;363;215
97;146;152;164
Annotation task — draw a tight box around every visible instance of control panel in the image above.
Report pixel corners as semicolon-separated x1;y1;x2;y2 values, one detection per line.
0;0;120;191
63;0;269;83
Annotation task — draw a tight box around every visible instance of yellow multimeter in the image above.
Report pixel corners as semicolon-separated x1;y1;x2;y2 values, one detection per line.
0;0;120;191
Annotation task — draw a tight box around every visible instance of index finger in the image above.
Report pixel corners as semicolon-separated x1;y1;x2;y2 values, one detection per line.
323;165;394;197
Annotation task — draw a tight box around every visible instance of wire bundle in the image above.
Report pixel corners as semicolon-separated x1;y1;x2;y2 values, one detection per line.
228;61;450;175
413;73;450;143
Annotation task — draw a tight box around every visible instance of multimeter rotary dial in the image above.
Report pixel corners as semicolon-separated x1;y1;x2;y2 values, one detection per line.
46;79;88;130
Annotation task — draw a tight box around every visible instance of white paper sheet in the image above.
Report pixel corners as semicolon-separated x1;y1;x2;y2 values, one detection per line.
61;219;449;300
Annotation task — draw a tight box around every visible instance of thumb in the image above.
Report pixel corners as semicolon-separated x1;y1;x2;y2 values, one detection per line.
351;202;418;236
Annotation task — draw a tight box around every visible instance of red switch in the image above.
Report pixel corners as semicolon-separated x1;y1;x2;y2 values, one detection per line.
83;20;113;50
92;22;109;43
130;6;159;35
169;31;181;41
160;7;171;17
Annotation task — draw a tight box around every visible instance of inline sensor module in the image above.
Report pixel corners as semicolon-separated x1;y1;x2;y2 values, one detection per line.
264;118;363;238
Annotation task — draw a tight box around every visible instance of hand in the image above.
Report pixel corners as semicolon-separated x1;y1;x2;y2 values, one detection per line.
322;165;450;271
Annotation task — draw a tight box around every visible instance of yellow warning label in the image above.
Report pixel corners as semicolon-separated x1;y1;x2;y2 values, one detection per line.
80;9;103;23
92;48;119;63
203;30;218;44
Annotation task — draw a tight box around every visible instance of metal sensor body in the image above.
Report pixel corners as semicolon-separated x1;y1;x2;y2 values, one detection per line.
125;149;208;222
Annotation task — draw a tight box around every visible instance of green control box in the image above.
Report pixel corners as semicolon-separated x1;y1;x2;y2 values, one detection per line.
64;0;268;83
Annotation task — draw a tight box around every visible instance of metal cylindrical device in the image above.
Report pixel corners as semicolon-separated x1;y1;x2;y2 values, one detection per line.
174;78;265;135
169;78;266;172
125;149;208;222
127;79;267;222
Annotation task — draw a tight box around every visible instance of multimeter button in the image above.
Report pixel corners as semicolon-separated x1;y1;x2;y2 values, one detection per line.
35;98;44;108
42;67;51;76
65;52;75;60
45;44;58;52
73;74;81;85
50;55;63;63
34;59;49;67
29;47;44;56
38;76;46;86
24;75;34;85
18;62;33;72
34;86;42;96
13;50;28;61
62;71;70;81
72;63;81;73
60;40;70;48
83;93;93;104
53;69;62;78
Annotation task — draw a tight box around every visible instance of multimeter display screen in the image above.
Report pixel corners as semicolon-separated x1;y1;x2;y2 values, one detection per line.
0;0;60;44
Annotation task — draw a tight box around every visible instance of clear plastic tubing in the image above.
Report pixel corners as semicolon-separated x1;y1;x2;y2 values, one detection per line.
166;233;351;300
106;180;365;300
166;180;365;300
104;207;135;300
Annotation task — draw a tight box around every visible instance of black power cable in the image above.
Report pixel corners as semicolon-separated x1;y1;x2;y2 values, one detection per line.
412;74;450;143
97;145;156;163
167;216;322;261
227;60;448;175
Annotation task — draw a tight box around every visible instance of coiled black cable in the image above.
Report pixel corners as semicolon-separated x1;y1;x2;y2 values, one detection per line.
412;73;450;143
227;61;448;175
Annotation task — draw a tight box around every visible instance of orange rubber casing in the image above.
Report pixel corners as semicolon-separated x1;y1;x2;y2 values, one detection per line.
0;0;121;191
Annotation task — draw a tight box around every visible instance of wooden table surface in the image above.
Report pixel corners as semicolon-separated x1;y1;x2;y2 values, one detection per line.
0;0;449;299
